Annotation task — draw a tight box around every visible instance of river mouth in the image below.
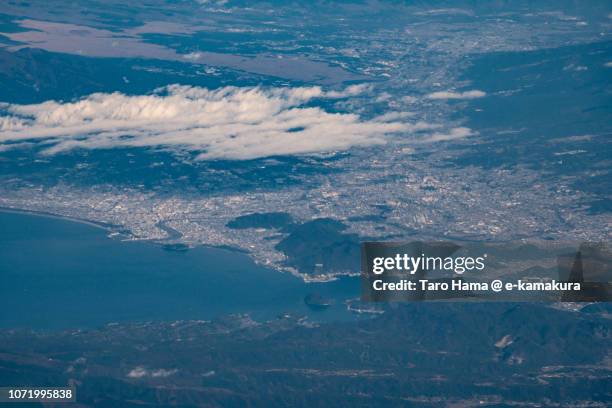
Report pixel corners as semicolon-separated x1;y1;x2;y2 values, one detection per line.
0;210;360;330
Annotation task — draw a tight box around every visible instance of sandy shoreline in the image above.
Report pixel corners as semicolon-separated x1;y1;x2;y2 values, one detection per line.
0;206;118;231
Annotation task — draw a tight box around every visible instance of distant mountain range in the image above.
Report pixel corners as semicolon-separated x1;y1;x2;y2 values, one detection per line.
1;303;609;407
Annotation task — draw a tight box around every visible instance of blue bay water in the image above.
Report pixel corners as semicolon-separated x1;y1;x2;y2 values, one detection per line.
0;210;359;329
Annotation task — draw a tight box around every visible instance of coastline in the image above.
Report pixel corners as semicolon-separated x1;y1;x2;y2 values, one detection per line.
0;207;234;254
0;206;362;329
0;206;118;232
0;206;358;284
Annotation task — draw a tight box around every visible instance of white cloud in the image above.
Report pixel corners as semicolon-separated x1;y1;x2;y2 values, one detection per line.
373;111;417;122
127;367;148;378
196;0;228;5
127;367;178;378
151;368;179;378
0;142;34;152
415;8;473;17
182;52;203;60
0;85;437;160
421;127;475;142
605;62;612;68
324;83;372;98
426;90;486;100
